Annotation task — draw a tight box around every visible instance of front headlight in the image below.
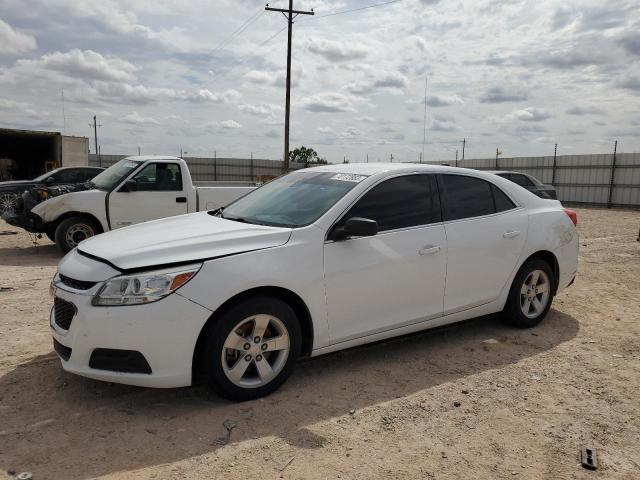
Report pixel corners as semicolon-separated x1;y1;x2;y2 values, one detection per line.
93;264;202;306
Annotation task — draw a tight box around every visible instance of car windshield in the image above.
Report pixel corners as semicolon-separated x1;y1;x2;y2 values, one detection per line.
90;159;142;190
217;171;367;227
32;169;60;182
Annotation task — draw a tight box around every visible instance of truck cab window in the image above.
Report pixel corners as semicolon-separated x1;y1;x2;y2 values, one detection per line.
133;163;182;191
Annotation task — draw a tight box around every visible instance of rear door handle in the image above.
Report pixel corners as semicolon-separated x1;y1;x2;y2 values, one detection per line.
419;245;441;256
176;197;187;203
503;230;521;238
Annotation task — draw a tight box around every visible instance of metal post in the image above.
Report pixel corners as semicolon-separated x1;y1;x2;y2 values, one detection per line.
461;138;465;163
551;143;558;185
455;149;458;167
250;155;254;182
607;140;618;208
214;150;217;181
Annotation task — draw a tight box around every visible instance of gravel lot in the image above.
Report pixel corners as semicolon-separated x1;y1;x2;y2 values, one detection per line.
0;208;638;480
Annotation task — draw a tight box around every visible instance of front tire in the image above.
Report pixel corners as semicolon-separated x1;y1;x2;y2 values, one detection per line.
503;259;555;328
54;216;100;253
202;296;301;401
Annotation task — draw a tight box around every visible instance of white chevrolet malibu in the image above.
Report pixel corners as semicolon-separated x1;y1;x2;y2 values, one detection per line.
50;163;578;400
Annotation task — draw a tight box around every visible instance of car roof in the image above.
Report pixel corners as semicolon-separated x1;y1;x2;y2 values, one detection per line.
124;155;182;163
301;162;476;176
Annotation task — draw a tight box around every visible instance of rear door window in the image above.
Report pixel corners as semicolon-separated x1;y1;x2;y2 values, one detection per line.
337;174;440;232
439;174;515;221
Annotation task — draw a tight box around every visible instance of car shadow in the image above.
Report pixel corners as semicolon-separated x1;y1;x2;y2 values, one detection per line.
0;244;61;267
0;310;579;479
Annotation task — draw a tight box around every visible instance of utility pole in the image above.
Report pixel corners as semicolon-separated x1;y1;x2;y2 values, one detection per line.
390;153;394;163
422;76;427;163
266;1;314;174
138;146;141;156
495;147;502;169
455;149;458;166
461;138;466;163
89;116;103;167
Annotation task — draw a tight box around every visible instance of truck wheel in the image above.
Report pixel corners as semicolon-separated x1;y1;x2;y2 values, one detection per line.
502;259;555;328
0;193;18;215
202;296;301;401
54;216;100;253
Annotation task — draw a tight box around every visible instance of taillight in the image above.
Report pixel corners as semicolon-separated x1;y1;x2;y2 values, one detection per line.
564;208;577;226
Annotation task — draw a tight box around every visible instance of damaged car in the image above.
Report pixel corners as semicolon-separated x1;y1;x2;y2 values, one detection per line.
49;163;579;400
0;166;103;216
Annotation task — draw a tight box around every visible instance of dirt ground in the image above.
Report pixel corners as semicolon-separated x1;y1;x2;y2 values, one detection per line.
0;208;638;480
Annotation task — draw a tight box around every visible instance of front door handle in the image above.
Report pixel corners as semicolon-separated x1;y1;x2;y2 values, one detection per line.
503;230;521;238
176;197;187;203
419;245;441;256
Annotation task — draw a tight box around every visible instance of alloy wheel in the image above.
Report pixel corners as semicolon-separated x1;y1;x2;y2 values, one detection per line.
520;269;550;318
221;314;290;388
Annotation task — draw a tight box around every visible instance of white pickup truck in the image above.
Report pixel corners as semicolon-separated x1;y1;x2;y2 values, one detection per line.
8;156;255;252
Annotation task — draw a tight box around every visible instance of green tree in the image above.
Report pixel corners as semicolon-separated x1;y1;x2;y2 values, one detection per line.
289;146;328;165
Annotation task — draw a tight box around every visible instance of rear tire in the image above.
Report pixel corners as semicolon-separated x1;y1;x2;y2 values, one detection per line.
503;259;555;328
201;296;301;401
54;216;100;253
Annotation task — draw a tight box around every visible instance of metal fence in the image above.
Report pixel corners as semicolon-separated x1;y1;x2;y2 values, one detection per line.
88;154;303;182
90;152;640;208
421;152;640;208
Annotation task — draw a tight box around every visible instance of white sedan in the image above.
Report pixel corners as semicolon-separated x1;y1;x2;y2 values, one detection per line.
50;163;579;400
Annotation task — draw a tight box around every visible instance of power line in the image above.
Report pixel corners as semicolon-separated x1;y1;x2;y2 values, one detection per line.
209;9;265;56
311;0;403;19
208;25;287;82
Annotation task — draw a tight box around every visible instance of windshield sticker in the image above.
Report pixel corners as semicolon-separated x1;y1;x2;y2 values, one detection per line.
330;173;367;183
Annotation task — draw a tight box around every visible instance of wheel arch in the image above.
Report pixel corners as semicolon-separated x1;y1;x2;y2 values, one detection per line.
50;211;105;234
191;286;314;383
520;250;560;294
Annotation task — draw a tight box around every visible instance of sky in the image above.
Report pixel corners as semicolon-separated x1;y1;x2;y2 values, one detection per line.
0;0;639;163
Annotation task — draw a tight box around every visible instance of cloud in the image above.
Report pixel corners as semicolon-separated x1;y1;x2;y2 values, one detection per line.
479;86;528;103
238;103;282;117
300;92;359;113
244;70;273;84
619;33;640;56
615;75;640;92
0;98;31;109
14;49;137;83
0;19;37;54
346;71;408;95
431;118;462;132
307;39;369;62
219;120;242;129
507;107;551;122
427;94;464;107
566;106;603;115
340;127;361;139
121;111;160;125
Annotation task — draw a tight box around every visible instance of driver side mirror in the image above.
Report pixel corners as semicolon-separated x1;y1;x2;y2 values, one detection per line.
121;179;138;192
330;217;378;241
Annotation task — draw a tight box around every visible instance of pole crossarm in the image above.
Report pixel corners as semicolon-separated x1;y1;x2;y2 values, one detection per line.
265;6;315;15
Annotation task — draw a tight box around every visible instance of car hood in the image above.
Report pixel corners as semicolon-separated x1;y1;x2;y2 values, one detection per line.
0;180;36;189
77;211;292;271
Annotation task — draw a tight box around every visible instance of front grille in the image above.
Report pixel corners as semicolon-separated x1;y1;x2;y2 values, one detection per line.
59;274;97;291
54;297;76;330
53;338;72;361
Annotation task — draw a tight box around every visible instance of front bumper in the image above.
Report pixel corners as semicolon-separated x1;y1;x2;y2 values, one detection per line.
50;284;212;388
2;211;47;233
